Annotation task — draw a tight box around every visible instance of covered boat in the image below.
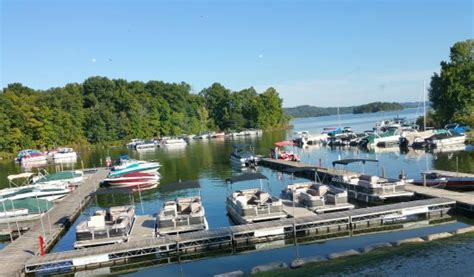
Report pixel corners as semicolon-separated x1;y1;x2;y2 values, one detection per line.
0;183;71;201
331;159;414;204
225;173;286;224
282;182;354;213
156;196;208;235
74;206;135;248
271;141;300;162
230;144;260;167
51;147;77;160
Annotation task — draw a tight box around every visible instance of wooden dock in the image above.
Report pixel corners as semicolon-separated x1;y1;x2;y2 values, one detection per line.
405;184;474;212
260;158;474;212
24;197;455;274
0;168;108;277
129;215;156;242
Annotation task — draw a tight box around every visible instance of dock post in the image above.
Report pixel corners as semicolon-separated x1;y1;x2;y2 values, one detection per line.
381;167;385;178
423;174;426;187
81;160;84;171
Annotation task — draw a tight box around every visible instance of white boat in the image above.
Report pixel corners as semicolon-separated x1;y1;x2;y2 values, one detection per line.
135;141;157;150
126;139;144;148
230;144;260;167
32;170;84;186
109;159;160;177
0;183;71;201
156;196;208;235
160;138;187;146
282;182;354;212
52;148;77;160
226;173;286;224
74;206;135;248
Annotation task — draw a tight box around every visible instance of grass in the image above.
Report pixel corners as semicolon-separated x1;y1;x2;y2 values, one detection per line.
254;232;474;277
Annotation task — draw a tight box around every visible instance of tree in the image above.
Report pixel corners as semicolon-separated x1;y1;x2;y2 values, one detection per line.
429;39;474;125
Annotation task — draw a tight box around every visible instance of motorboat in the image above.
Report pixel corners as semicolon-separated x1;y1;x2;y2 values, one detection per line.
32;170;84;186
103;172;160;188
51;147;77;160
126;139;144;148
16;150;47;164
230;144;260;167
109;159;160;177
399;130;435;148
74;206;135;248
160;138;187;147
420;170;474;190
425;130;466;148
156;196;208;235
135;140;157;150
0;183;71;201
282;182;354;212
270;141;299;162
225;173;286;224
331;159;414;204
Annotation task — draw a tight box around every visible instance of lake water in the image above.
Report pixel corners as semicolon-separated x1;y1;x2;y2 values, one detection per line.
0;108;473;275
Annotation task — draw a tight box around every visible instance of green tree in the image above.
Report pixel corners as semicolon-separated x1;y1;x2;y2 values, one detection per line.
429;39;474;125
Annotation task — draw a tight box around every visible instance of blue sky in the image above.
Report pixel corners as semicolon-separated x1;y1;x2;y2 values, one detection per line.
1;0;472;107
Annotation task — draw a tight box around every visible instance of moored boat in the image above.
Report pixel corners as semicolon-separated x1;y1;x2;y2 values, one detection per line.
421;170;474;190
225;173;286;224
160;138;187;147
103;172;160;188
230;144;260;167
156;196;208;235
51;147;77;160
109;159;160;178
74;206;135;248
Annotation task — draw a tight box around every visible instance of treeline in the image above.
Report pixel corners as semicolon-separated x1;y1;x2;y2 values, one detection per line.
284;102;404;118
0;77;289;153
352;102;403;114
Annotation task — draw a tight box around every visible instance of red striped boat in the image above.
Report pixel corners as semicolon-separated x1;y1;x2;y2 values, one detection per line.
103;172;160;188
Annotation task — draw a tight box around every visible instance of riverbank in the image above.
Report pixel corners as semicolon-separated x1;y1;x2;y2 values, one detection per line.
254;231;474;276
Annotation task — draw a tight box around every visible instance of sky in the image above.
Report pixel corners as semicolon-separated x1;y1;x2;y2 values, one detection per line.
1;0;472;107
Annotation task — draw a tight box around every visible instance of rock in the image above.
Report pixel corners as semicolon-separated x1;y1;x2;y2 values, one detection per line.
251;261;288;275
328;249;360;260
453;226;474;235
362;242;393;253
391;237;425;246
422;232;453;241
214;270;244;277
290;256;327;268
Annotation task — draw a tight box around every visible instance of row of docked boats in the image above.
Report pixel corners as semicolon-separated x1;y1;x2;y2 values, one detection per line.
0;170;85;224
293;118;468;150
15;148;78;168
126;138;188;150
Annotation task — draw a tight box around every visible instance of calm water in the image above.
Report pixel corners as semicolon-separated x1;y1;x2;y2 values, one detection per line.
0;108;473;275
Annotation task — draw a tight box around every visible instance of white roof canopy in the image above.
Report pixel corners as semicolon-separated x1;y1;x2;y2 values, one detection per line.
7;172;34;181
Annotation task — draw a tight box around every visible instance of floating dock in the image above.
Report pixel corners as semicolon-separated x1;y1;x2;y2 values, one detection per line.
260;158;474;212
0;168;108;277
24;197;454;274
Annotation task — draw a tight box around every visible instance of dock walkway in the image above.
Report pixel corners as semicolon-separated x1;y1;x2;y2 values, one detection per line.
25;197;454;274
405;184;474;212
0;169;108;277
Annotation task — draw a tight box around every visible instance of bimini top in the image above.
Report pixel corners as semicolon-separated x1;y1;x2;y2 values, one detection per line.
7;172;34;181
274;141;295;147
332;159;379;167
226;173;268;184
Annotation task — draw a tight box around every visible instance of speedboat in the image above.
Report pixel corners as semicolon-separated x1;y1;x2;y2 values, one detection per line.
135;140;157;150
74;206;135;248
51;147;77;160
225;173;286;224
156;196;208;235
271;141;300;161
16;150;47;164
160;138;187;146
126;139;144;148
420;170;474;190
282;182;354;212
103;172;160;188
32;170;84;186
230;144;260;167
109;159;160;178
0;183;71;201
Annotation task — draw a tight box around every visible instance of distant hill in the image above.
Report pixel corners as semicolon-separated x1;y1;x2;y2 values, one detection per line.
284;102;405;118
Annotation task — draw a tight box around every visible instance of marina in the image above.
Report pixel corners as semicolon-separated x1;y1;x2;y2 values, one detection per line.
0;109;471;276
